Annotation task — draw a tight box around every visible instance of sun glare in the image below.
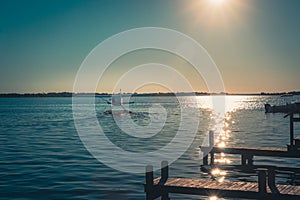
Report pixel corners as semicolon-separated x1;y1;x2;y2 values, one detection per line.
210;0;225;4
186;0;248;29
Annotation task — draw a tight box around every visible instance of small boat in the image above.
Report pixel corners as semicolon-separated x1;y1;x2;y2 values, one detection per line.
111;92;123;106
281;93;293;97
106;100;134;105
265;102;300;113
101;90;136;115
102;90;134;105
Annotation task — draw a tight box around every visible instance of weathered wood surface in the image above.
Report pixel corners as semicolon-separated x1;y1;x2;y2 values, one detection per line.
293;117;300;122
201;145;300;165
145;161;300;199
150;177;300;199
200;131;300;168
295;136;300;147
203;146;300;158
210;164;300;174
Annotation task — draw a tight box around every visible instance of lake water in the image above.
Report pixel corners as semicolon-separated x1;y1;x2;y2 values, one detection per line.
1;95;300;199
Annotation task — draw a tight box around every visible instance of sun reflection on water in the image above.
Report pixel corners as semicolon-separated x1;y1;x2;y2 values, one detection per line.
208;196;218;200
207;194;225;200
198;96;257;182
212;115;232;179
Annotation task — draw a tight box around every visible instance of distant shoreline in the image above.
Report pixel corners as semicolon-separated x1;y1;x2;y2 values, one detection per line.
0;91;299;98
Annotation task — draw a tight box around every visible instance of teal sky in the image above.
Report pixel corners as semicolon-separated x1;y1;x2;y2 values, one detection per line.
0;0;300;93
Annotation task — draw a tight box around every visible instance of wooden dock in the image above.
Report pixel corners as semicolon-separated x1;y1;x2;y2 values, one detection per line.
201;145;300;166
143;113;300;199
200;113;300;166
144;161;300;199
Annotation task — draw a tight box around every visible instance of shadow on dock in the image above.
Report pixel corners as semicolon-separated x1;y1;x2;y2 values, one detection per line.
144;161;300;200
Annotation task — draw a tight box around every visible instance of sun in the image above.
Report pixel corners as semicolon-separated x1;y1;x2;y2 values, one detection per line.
187;0;248;29
210;0;225;4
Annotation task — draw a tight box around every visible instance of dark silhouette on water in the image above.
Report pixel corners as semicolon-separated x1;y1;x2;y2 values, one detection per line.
144;161;300;200
100;90;150;118
265;102;300;113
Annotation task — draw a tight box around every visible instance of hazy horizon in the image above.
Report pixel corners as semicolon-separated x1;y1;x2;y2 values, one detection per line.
1;0;300;94
1;90;300;95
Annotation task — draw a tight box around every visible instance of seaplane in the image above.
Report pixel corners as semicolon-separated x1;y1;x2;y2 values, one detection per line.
101;90;136;115
105;90;134;106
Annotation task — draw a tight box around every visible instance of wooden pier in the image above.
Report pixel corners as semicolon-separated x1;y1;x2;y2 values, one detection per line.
200;113;300;166
144;161;300;199
143;113;300;199
201;145;300;166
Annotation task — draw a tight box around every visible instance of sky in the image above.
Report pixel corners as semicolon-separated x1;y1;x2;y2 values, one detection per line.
0;0;300;94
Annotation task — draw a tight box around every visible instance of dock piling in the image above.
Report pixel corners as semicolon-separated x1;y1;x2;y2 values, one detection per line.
144;163;300;199
241;154;247;165
209;131;215;165
201;131;214;165
242;154;254;166
161;161;169;181
203;154;208;165
161;161;170;200
145;165;154;200
257;168;267;195
290;113;294;146
209;130;214;148
145;162;170;200
267;167;279;194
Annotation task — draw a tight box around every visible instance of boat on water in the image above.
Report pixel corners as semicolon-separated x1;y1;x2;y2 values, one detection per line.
104;90;134;105
101;90;137;115
265;102;300;113
281;93;294;97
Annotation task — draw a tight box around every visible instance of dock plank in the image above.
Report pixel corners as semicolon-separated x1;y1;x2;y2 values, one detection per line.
163;178;257;191
209;146;300;158
147;177;300;199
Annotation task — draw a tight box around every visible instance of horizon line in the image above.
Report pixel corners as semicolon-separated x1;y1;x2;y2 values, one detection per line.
0;91;299;97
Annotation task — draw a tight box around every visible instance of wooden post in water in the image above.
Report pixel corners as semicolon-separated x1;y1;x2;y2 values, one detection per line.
267;167;279;194
203;154;208;165
290;113;294;146
248;155;254;165
241;154;247;166
209;131;215;165
202;131;214;165
161;161;170;200
145;165;154;200
209;131;214;148
161;161;169;181
242;154;254;166
257;169;267;195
